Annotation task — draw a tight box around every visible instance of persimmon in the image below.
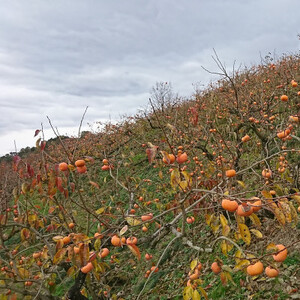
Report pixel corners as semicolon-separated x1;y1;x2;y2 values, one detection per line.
68;223;75;229
59;162;68;171
262;169;272;178
141;213;153;222
221;199;238;212
150;266;159;273
145;253;152;260
241;135;250;143
94;232;103;239
81;262;93;274
75;160;85;167
247;261;264;276
32;252;41;259
176;152;188;164
289;115;299;123
99;248;110;258
102;158;109;165
101;165;110;171
163;153;175;164
211;262;221;274
142;226;148;232
111;235;121;247
236;203;253;217
77;166;87;174
265;266;279;278
226;169;236;177
273;244;287;262
280;94;288;102
126;236;138;245
248;197;262;212
189;268;199;280
291;80;298;87
186;217;194;224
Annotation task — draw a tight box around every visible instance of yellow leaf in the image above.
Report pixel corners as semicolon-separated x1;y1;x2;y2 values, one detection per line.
198;286;208;300
95;207;106;215
222;225;231;237
183;286;193;300
190;259;198;271
224;190;229;196
261;190;273;199
158;170;163;179
221;240;233;256
205;214;213;226
179;171;192;190
234;259;250;271
94;238;101;251
220;214;228;227
21;183;28;194
18;267;29;279
170;169;181;189
288;202;298;223
210;215;220;234
237;180;246;188
125;217;141;226
266;243;277;251
52;235;64;242
273;207;286;226
238;224;251;245
120;225;128;236
250;229;263;238
192;290;201;300
291;194;300;205
235;250;243;263
236;215;245;225
280;201;292;223
249;213;261;228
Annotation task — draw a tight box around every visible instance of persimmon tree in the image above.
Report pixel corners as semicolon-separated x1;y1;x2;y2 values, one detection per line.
0;53;299;300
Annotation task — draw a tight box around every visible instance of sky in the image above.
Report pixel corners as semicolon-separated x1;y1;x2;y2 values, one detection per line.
0;0;299;156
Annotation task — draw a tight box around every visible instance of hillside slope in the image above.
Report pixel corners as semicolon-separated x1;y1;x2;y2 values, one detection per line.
0;53;299;300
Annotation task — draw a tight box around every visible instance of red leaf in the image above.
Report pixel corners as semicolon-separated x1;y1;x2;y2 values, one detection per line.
34;129;41;137
56;177;64;193
27;164;34;177
146;143;158;164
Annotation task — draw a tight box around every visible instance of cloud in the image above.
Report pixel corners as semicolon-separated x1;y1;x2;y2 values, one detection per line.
0;0;299;155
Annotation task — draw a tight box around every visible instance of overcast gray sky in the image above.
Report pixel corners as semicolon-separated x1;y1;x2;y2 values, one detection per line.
0;0;299;156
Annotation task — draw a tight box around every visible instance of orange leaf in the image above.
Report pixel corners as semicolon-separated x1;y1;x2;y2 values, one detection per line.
20;228;30;241
53;248;67;265
127;244;141;260
89;181;100;189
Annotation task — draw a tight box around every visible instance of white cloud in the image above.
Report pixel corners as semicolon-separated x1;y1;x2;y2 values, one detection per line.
0;0;299;155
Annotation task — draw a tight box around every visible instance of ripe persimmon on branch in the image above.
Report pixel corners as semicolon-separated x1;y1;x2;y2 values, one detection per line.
0;52;299;299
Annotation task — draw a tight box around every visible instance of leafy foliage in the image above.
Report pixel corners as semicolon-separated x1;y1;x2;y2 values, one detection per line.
0;53;300;299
